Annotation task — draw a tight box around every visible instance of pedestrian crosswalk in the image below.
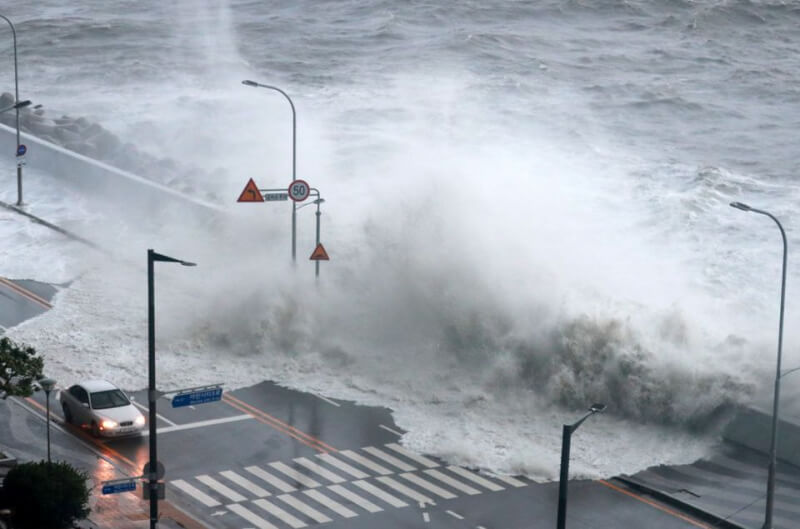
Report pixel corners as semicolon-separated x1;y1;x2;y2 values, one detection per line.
170;443;527;528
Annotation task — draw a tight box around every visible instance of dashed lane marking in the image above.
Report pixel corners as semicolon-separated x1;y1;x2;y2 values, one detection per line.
293;457;346;483
352;480;408;508
172;479;221;507
252;498;307;528
400;472;457;499
447;466;504;492
327;484;383;513
315;453;369;479
363;446;416;471
245;466;297;493
196;474;247;502
379;424;403;436
386;442;438;467
303;489;358;518
269;462;321;489
424;469;480;495
277;494;332;523
220;470;271;498
339;449;393;475
227;503;279;529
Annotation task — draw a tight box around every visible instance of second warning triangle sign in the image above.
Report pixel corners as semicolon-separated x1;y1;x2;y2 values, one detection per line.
310;243;330;261
237;178;264;202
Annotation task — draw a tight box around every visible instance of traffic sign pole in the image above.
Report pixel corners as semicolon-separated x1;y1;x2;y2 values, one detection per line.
288;179;310;266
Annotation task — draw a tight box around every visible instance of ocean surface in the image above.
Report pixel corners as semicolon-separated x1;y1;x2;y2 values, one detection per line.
1;0;799;480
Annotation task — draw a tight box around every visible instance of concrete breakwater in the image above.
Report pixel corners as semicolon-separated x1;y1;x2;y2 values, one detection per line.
0;92;222;203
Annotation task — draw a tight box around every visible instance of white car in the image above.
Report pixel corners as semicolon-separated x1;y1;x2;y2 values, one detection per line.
59;379;145;437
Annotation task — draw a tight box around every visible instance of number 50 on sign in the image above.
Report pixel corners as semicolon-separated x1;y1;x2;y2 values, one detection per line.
288;179;310;202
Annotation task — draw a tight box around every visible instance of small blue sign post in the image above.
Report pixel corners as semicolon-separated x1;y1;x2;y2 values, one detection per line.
16;144;26;157
102;480;136;495
172;386;223;408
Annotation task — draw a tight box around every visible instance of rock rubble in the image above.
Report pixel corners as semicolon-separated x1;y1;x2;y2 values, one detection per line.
0;92;221;202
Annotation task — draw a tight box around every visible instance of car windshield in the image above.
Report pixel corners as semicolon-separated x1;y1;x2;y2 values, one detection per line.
90;389;129;410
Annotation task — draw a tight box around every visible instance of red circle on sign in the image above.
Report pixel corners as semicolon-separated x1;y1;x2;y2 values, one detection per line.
288;179;310;202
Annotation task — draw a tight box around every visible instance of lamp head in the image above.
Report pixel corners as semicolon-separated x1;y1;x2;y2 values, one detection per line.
14;100;31;110
180;260;197;267
39;377;57;393
589;403;606;413
242;80;258;87
730;201;752;212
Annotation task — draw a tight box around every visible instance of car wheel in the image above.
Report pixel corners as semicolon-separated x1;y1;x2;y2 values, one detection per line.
62;404;72;424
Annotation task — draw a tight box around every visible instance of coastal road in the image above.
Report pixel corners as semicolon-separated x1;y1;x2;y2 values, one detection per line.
7;381;716;529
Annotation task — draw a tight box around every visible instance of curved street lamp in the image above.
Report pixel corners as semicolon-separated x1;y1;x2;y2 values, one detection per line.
242;79;299;263
730;201;787;529
147;249;196;529
0;14;24;206
557;402;606;529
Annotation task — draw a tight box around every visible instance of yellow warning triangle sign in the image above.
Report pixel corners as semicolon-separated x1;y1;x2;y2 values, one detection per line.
310;243;330;261
237;178;264;202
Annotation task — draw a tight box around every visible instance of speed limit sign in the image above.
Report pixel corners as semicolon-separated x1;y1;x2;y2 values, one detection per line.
288;179;310;202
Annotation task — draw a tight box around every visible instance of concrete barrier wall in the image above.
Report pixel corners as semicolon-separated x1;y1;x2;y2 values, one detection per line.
0;123;225;219
722;406;800;467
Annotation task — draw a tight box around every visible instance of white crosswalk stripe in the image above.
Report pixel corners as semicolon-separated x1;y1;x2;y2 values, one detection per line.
316;453;369;479
294;457;345;483
171;479;221;507
376;476;434;505
385;443;439;468
277;494;332;523
424;469;480;495
245;466;298;493
363;446;416;471
327;484;383;513
303;489;358;518
400;472;457;499
269;462;321;489
446;466;504;491
253;498;307;528
352;480;408;508
492;474;527;487
220;470;271;498
227;503;279;529
196;474;247;502
340;449;392;475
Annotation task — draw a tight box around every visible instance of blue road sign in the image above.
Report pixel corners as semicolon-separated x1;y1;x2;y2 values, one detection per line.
172;387;223;408
102;480;136;495
16;144;26;157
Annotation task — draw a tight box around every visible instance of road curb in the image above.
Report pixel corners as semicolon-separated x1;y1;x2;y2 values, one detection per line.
613;476;749;529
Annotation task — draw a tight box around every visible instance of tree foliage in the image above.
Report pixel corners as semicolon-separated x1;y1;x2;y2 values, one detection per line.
0;460;90;529
0;337;43;399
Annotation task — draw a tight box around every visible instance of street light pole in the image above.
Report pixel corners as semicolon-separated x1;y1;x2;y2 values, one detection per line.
556;403;606;529
730;201;787;529
147;249;196;529
39;377;57;464
242;79;297;263
0;14;23;206
314;198;324;278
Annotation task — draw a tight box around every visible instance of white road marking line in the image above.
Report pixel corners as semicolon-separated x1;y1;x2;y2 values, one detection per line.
352;480;408;508
303;489;358;518
141;414;253;435
363;446;416;471
424;469;480;495
196;474;247;502
327;484;382;513
446;510;464;520
316;453;369;479
277;494;332;523
491;474;526;487
227;503;279;529
132;400;176;426
379;424;403;436
172;479;221;507
220;470;271;498
376;476;434;505
314;394;341;407
385;443;438;467
245;466;297;493
423;512;430;523
446;466;504;492
253;498;307;528
269;462;321;489
294;457;345;483
400;473;456;499
340;449;392;475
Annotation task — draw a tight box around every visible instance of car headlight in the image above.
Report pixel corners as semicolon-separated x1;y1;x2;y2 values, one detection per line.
134;415;145;426
101;419;118;430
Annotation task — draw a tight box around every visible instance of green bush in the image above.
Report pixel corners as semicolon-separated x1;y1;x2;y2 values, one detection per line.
1;460;90;528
